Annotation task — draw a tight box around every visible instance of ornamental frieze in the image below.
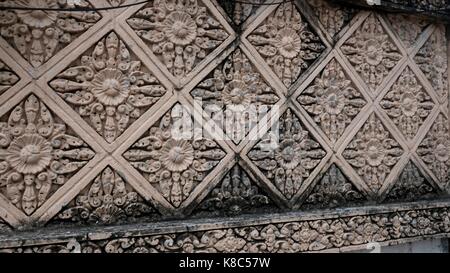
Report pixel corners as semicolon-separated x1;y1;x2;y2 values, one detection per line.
2;205;450;253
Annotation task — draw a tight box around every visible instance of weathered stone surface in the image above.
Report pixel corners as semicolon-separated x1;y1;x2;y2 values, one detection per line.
0;0;448;252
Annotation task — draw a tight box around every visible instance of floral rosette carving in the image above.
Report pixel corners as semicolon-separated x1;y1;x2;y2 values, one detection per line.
384;161;438;203
190;49;279;144
54;166;158;225
248;108;326;200
306;0;355;38
49;32;167;143
414;25;448;101
343;113;404;193
0;60;19;94
0;0;101;68
196;165;274;217
124;104;226;207
127;0;229;79
380;67;434;140
302;164;365;210
341;14;402;94
0;94;95;215
417;114;450;189
247;2;325;88
298;59;366;144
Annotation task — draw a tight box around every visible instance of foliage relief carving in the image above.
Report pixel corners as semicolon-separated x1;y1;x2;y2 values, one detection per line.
0;0;101;67
49;32;167;143
0;94;95;215
124;104;227;207
127;0;229;79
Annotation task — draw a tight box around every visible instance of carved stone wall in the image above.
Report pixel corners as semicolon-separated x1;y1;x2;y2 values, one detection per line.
0;0;449;253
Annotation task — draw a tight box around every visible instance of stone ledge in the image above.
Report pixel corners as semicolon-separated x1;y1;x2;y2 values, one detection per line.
1;198;450;252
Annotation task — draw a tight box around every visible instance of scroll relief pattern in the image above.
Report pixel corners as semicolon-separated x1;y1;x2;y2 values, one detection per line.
123;104;227;207
343;113;404;193
248;108;326;200
0;95;95;215
247;2;325;88
414;25;448;101
297;58;366;144
49;32;167;144
341;13;403;95
127;0;230;79
6;206;450;253
0;0;101;68
380;67;434;141
190;48;279;145
52;166;159;226
0;59;19;94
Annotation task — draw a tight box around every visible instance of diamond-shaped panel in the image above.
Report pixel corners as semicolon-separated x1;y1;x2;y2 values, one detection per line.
0;59;19;95
386;14;430;50
247;2;326;88
190;48;280;145
414;25;448;101
297;58;366;144
50;166;160;226
417;114;450;189
343;113;404;193
247;108;327;200
384;161;439;203
0;94;96;215
301;164;366;210
380;66;434;141
49;31;168;144
193;164;279;217
0;0;101;68
340;13;403;95
306;0;356;39
123;103;227;208
126;0;230;80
